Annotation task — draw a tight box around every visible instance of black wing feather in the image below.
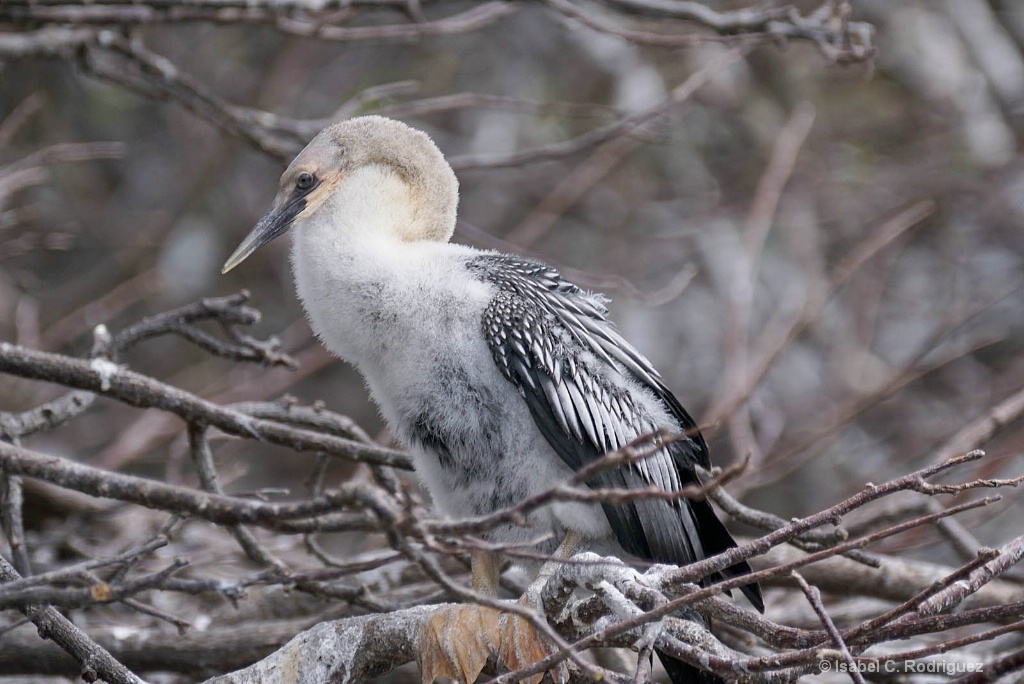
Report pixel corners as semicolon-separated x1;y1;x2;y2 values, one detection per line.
471;254;761;612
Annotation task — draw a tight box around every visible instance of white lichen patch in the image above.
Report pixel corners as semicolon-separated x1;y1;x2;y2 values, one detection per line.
90;357;122;391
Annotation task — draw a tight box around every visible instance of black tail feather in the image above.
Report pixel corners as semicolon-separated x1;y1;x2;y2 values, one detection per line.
719;557;763;613
654;498;763;682
690;497;764;613
659;650;723;684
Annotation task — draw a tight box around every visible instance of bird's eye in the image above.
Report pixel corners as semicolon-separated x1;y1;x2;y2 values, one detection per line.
295;172;315;191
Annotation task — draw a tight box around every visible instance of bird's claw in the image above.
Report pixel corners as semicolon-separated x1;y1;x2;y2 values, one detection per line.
634;615;664;667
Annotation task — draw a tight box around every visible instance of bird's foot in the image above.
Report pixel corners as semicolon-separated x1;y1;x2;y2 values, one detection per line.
417;603;559;684
419;603;499;683
497;608;557;684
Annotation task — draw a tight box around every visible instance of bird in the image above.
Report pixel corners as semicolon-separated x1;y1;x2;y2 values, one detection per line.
222;115;762;683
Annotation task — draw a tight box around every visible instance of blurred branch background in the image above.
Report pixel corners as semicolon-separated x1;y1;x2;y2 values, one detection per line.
1;1;1023;682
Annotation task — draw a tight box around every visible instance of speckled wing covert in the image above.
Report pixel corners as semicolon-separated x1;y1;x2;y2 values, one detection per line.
469;254;762;612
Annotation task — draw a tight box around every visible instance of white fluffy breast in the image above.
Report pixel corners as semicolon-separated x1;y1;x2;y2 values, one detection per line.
290;227;613;545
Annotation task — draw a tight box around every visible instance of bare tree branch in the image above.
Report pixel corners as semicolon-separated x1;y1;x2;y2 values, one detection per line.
0;555;145;684
0;341;412;469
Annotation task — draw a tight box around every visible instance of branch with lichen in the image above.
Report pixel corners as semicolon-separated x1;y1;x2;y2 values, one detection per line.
2;296;1023;682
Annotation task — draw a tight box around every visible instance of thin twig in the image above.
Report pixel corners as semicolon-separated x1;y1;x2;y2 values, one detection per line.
792;571;865;684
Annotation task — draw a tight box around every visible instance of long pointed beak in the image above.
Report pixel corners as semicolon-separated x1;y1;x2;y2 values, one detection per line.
222;197;302;274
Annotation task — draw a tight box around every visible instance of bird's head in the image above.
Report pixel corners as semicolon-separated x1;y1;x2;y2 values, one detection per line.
222;116;459;273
